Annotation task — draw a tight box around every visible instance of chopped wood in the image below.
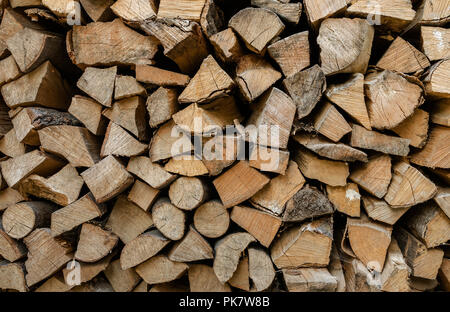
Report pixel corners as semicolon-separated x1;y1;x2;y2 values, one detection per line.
228;257;250;291
193;200;230;239
158;0;206;21
420;0;450;25
68;96;107;136
147;87;178;128
0;187;25;211
361;196;410;225
303;0;347;30
0;223;26;262
341;256;381;292
327;183;361;217
423;59;450;99
392;109;429;148
0;129;26;157
63;254;114;286
164;155;209;177
169;177;210;210
189;264;231;292
379;239;410;292
104;259;140;292
200;0;225;38
77;66;116;107
114;75;146;100
313;101;352;142
421;26;449;61
0;261;27;292
135;65;190;87
110;0;156;23
434;187;450;218
329;245;346;292
438;258;450;291
0;55;21;86
252;0;302;24
100;122;147;158
127;180;160;212
80;0;114;22
410;125;450;169
168;226;214;262
430;99;450;126
127;156;176;189
248;247;275;291
75;223;118;263
149;120;193;162
283;268;337;292
151;197;186;241
249;146;289;174
136;254;188;285
209;28;245;63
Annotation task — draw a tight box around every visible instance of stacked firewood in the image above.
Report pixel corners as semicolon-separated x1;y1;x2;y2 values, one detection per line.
0;0;449;292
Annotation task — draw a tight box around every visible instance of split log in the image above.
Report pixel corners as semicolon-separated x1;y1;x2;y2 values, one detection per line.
135;65;190;87
283;186;334;222
349;154;392;198
379;239;410;292
434;187;450;218
189;264;231;292
63;254;114;287
271;217;333;269
313;101;352;142
147;87;178;128
438;258;450;291
110;0;156;23
303;0;347;30
317;18;374;76
409;277;438;292
327;183;361;217
0;188;25;211
420;0;450;25
0;55;21;86
235;54;282;102
104;259;141;292
193;200;229;239
329;245;346;292
384;162;437;208
24;228;73;286
100;122;147;158
149;120;193;162
136;254;188;285
249;146;289;174
201;135;239;176
213;161;270;208
392;109;429;149
213;232;256;283
80;0;115;22
410;126;450;169
341;256;381;292
2;201;55;239
164;155;209;177
228;257;250;291
248;247;275;291
127;180;160;212
151;197;186;241
158;0;206;21
282;268;337;292
68;96;107;136
77;66;116;107
200;0;225;38
81;156;134;203
19;164;84;206
252;0;302;25
120;230;170;270
0;261;27;292
127;156;176;189
430;99;450;127
106;195;153;244
0;223;26;262
75;224;118;263
423;59;450;99
0;129;26;157
114;75;146;101
421;26;449;61
209;28;245;63
133;281;148;293
168;226;214;262
169;177;210;211
51;193;106;237
283;65;326;120
361;196;410;225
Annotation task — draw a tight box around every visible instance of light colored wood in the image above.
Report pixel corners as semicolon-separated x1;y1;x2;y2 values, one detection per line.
283;268;337;292
1;61;70;110
114;75;146;100
313;101;352;142
63;254;114;287
80;0;114;22
189;264;231;292
136;254;188;285
430;99;450;126
201;135;238;176
110;0;157;22
169;177;209;211
120;230;170;270
0;129;26;157
39;125;101;168
24;228;73;286
51;193;106;237
350;124;410;156
213;232;256;283
158;0;206;21
0;261;27;292
0;188;25;212
252;0;302;24
235;54;282;102
283;65;326;119
19;164;84;206
248;247;275;291
209;28;245;63
325;73;371;129
294;146;349;187
106;195;153;244
135;65;190;87
392;109;429;148
1;149;64;187
420;0;450;25
68;95;107;136
329;245;346;292
127;156;176;189
152;197;185;241
147;87;178;128
194;200;229;239
133;281;148;292
75;224;118;263
411;125;450;169
164;155;209;177
200;0;225;37
423;59;450;99
228;257;250;291
421;26;449;61
350;154;392;198
77;66;116;107
169;226;213;262
0;55;21;86
249;146;289;174
149;120;193;162
327;183;360;217
271;217;333;269
434;187;450;218
0;223;27;262
213;161;270;208
341;256;381;292
9;0;42;8
384;161;437;208
68;19;158;68
361;196;410;225
303;0;346;30
379;239;410;292
317;18;374;76
100;122;147;158
104;259;141;292
438;258;450;291
81;156;134;203
127;180;160;212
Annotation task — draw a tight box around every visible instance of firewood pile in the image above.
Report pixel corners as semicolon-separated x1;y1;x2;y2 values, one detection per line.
0;0;449;293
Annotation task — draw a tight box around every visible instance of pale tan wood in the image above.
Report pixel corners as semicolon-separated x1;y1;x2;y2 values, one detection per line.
423;59;450;99
349;154;392;198
283;268;337;292
51;193;106;237
235;54;282;102
213;232;256;283
135;65;190;87
68;19;158;68
380;239;410;292
81;156;134;203
106;195;153;244
0;188;25;212
325;73;371;129
271;217;333;269
350;124;410;156
189;264;231;292
120;230;170;270
303;0;346;30
80;0;114;22
127;156;176;189
24;228;73;286
384;161;437;208
19;164;84;206
434;187;450;218
1;61;70;110
39;125;101;168
100;122;147;158
392;109;429;148
149;120;193;162
169;177;209;210
70;276;115;292
158;0;206;21
0;129;26;157
409;276;438;292
0;223;27;262
133;281;148;292
438;258;450;291
104;259;141;292
229;7;284;54
420;0;450;25
228;257;250;291
127;180;160;212
0;55;21;86
68;95;107;136
313;101;352;142
341;256;381;292
146;87;178;128
169;226;213;262
193;200;229;239
1;149;64;187
252;0;302;24
421;26;449;61
248;247;275;291
361;196;410;225
77;66;116;107
411;126;450;169
201;135;239;176
209;28;245;63
164;155;209;177
0;7;45;44
200;0;225;37
63;254;114;286
9;0;42;8
114;75;146;100
329;245;346;292
75;224;118;263
283;65;326;120
136;254;188;285
294;146;349;187
249;146;289;174
0;261;27;292
430;99;450;126
213;161;270;208
327;183;360;217
110;0;156;22
317;18;374;76
152;197;185;241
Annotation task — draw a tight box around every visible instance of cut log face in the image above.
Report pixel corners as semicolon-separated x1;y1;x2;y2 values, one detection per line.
434;187;450;218
228;257;250;291
158;0;206;21
283;186;334;222
0;223;27;262
147;87;178;128
248;247;275;291
0;55;21;86
213;232;256;283
0;261;28;292
189;264;231;292
392;109;429;149
194;200;230;239
313;101;352;142
68;19;158;68
164;155;209;177
229;7;284;54
303;0;347;30
249;146;289;174
80;0;115;22
136;65;190;87
361;196;410;226
364;70;425;130
421;26;450;61
168;226;214;262
104;259;141;292
114;75;146;101
209;28;245;63
127;156;176;189
350;154;392;198
423;59;450;99
410;126;450;169
380;239;410;292
327;183;361;217
317;18;374;76
283;65;326;120
77;67;116;107
75;224;118;263
100;122;147;158
149;120;193;162
384;162;437;208
252;0;302;24
271;217;333;269
136;254;188;285
0;129;26;158
420;0;450;26
200;0;225;38
0;188;25;212
63;253;114;287
120;230;170;270
127;180;159;212
152;197;186;241
169;177;210;211
68;96;107;136
283;268;338;292
110;0;156;22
